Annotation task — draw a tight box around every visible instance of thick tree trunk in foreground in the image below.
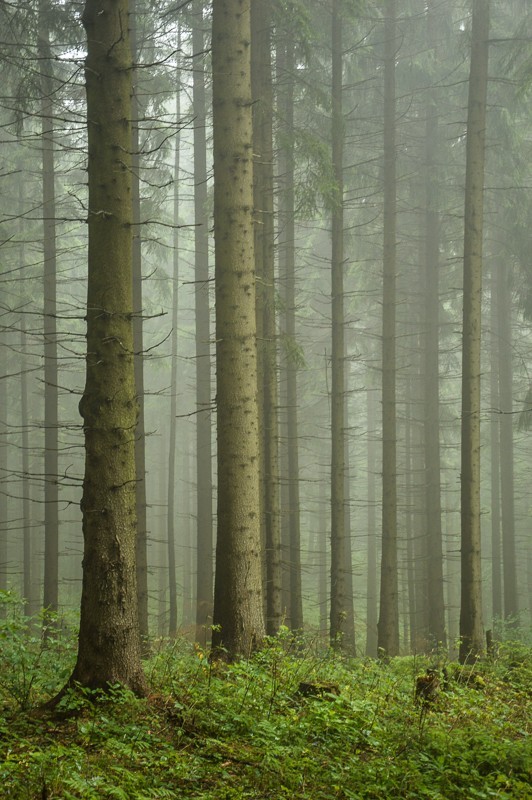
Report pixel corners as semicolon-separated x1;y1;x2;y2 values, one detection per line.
68;0;146;694
459;0;489;664
211;0;265;659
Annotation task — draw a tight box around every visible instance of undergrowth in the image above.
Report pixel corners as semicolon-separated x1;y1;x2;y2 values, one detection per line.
0;594;530;799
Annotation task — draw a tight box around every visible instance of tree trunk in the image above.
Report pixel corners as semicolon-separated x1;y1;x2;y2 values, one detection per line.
378;0;399;657
192;6;214;639
39;0;59;619
130;0;149;646
365;382;378;657
489;267;502;623
211;0;265;659
66;0;147;694
0;354;6;593
20;322;32;616
277;36;303;632
329;0;354;652
423;1;446;649
251;0;281;636
459;0;489;664
167;28;181;638
497;260;518;623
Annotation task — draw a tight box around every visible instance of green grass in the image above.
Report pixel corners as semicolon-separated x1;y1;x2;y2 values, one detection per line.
0;600;530;799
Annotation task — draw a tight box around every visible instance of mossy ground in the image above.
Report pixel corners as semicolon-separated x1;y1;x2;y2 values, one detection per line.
0;605;530;799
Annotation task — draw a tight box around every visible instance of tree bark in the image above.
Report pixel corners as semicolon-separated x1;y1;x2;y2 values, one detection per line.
277;36;303;632
67;0;147;694
423;3;446;648
252;0;281;637
378;0;399;657
39;0;59;619
497;260;518;623
192;5;214;640
130;0;149;646
167;28;182;638
329;0;354;652
459;0;490;664
365;382;378;657
211;0;265;659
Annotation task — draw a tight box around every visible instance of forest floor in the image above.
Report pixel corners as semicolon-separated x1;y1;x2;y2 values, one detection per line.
0;605;530;799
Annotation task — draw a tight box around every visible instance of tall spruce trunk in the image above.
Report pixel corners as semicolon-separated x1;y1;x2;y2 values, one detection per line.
365;382;378;657
130;0;149;645
277;37;303;631
459;0;490;664
251;0;281;636
167;30;181;638
378;0;399;657
39;0;59;618
423;3;446;648
66;0;147;694
211;0;265;659
497;260;518;623
330;0;354;652
489;268;502;623
192;6;214;638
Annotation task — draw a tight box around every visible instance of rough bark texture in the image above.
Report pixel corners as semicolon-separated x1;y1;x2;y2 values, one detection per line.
252;0;281;637
459;0;489;664
192;6;214;640
69;0;147;694
378;0;399;657
211;0;265;659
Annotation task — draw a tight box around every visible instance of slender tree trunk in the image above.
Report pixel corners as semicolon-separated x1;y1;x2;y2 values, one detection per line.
378;0;399;657
497;260;518;623
66;0;147;694
318;479;328;639
0;341;6;592
192;6;214;638
167;30;181;638
330;0;354;652
211;0;265;659
130;0;149;645
181;439;194;632
424;2;446;648
277;37;303;631
365;383;378;657
459;0;490;664
252;0;281;636
343;424;356;653
20;323;32;616
489;268;502;623
39;0;59;618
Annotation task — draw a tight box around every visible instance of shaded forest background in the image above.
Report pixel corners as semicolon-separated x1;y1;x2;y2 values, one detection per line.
0;0;531;658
